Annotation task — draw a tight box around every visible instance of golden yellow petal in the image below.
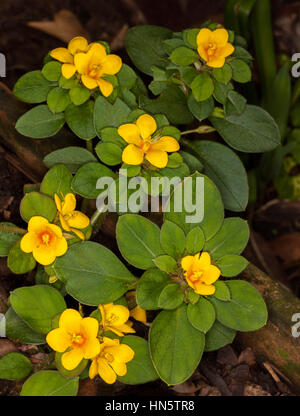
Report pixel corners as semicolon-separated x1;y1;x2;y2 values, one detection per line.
27;216;49;233
110;360;127;377
46;327;71;352
50;48;74;64
62;63;76;79
206;57;226;68
219;43;235;58
122;144;144;166
110;344;135;363
68;36;89;55
80;317;99;340
136;114;157;140
213;28;229;46
59;214;71;232
197;45;208;62
82;338;100;359
20;232;36;254
197;251;211;268
194;282;216;295
67;211;90;229
89;358;98;379
59;309;82;334
102;54;122;75
97;357;116;384
61;347;84;371
32;246;56;266
54;194;62;212
150;136;180;152
130;306;147;323
145;149;168;168
97;78;113;97
53;236;68;257
70;228;85;240
202;265;221;285
61;193;76;215
74;53;90;75
106;305;130;326
116;323;136;334
196;28;212;46
117;124;142;146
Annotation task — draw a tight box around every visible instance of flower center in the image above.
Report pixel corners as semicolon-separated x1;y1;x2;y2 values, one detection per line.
71;333;85;346
207;42;217;57
104;352;114;363
88;63;102;78
107;313;118;324
38;230;53;246
189;270;204;283
140;136;152;153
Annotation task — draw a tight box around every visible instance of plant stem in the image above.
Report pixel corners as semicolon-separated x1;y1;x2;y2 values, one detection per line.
90;210;108;237
0;225;26;234
181;125;216;136
86;139;93;153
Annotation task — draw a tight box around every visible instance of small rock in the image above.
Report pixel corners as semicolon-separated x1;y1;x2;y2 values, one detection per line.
238;347;256;367
0;339;18;358
244;382;271;396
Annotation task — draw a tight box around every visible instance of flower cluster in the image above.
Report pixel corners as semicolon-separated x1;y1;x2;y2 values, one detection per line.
50;36;122;97
118;114;180;169
181;251;221;295
46;302;144;384
20;193;89;266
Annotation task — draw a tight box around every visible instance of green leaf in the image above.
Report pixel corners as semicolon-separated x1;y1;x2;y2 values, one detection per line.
117;64;138;90
0;352;33;380
40;164;72;198
59;75;78;89
140;85;193;125
20;371;79;396
229;59;252;83
210;105;281;152
10;285;66;334
47;87;71;113
183;28;200;48
125;25;172;75
215;254;249;277
149;304;205;385
65;101;96;140
185;226;205;255
53;241;136;306
55;353;88;379
42;61;62;82
5;307;46;345
186;140;249;212
213;80;233;104
164;173;224;239
187;94;214;121
212;64;232;84
180;150;203;173
225;90;247;116
94;96;131;133
43;146;97;174
158;283;184;310
69;85;90;106
20;191;57;222
71;162;114;199
204;320;236;352
213;281;231;301
0;222;21;257
210;280;268;331
191;73;214;102
15;105;65;139
204;217;249;259
13;70;55;103
136;268;170;310
163;38;185;54
166;152;183;168
160;220;185;259
95;142;123;166
7;240;36;274
116;214;164;269
170;47;199;66
118;336;158;384
187;297;215;333
153;255;178;273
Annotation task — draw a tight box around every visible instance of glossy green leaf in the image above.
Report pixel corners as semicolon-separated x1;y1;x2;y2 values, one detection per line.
20;191;57;222
40;164;72;198
42;61;62;82
158;283;184;310
160;220;185;259
43;146;97;173
212;64;232;84
15;105;65;139
13;70;55;103
71;162;114;199
0;222;21;257
10;285;66;334
136;268;170;310
215;254;249;277
225;90;247;116
204;320;236;352
213;281;231;301
5;307;46;345
185;226;205;255
20;370;79;396
187;297;215;333
7;240;36;274
118;336;158;384
191;73;214;102
53;241;136;305
229;59;252;83
149;304;205;385
170;47;198;66
187;94;214;121
65;101;96;140
47;87;71;113
95;142;123;166
210;280;268;331
94;97;131;133
116;214;164;269
69;85;90;106
153;255;178;273
0;352;33;380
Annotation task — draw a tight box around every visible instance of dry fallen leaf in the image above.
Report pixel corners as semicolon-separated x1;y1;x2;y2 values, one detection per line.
27;10;90;43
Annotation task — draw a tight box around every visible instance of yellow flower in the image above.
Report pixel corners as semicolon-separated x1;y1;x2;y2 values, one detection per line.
99;303;135;337
196;28;234;68
118;114;180;168
50;36;90;79
20;216;67;266
74;43;122;96
54;193;90;241
181;252;221;295
46;309;100;371
89;337;134;384
130;306;147;323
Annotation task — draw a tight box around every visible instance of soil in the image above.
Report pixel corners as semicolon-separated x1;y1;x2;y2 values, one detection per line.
0;0;299;397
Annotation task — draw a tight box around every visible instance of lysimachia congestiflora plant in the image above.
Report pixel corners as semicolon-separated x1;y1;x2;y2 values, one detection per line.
0;22;276;395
